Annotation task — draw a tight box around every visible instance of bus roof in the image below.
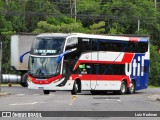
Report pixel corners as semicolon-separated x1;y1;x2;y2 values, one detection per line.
37;33;149;42
37;33;70;38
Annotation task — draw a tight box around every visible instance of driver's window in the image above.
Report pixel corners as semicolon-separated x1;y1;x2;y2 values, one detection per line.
62;62;67;75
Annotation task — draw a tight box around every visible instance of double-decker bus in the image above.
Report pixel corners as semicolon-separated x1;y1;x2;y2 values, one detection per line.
26;33;149;95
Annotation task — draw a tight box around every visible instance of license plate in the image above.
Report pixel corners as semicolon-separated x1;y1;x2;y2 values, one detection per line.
38;87;44;89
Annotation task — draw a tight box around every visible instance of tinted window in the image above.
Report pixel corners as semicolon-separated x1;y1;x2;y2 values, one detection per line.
75;63;125;75
65;37;91;60
78;38;91;51
125;42;148;53
65;37;148;61
65;37;78;50
98;40;148;53
31;37;65;55
98;40;127;52
65;37;79;60
99;64;125;75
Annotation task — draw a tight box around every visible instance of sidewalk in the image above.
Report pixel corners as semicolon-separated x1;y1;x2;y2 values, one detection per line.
0;83;19;96
148;94;160;102
0;92;11;96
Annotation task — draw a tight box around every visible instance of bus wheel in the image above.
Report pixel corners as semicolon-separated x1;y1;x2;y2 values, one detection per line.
71;81;78;95
90;91;95;95
127;81;135;94
20;73;28;87
43;90;50;95
119;81;127;95
90;90;98;95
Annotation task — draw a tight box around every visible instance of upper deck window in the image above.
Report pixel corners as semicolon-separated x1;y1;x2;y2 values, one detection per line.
30;37;65;55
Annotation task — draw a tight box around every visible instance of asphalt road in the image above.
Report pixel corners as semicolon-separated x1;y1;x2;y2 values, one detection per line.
0;86;160;120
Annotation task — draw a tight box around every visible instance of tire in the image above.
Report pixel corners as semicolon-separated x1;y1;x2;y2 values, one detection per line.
119;81;127;95
43;90;50;95
90;91;106;95
71;81;78;95
127;81;135;94
90;90;97;95
20;73;28;87
90;90;101;95
51;90;56;92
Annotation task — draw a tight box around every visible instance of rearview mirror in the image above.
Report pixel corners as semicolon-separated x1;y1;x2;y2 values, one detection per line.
20;51;30;63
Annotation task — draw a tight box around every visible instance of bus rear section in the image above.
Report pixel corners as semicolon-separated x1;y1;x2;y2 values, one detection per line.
70;51;149;95
27;33;149;95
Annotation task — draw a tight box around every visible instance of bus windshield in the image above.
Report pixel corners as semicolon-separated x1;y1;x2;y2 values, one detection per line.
28;57;61;78
30;37;65;55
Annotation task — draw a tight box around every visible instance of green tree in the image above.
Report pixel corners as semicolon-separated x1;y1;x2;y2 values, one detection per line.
89;21;105;34
77;0;102;27
33;17;88;33
51;0;71;15
101;0;156;34
149;44;160;86
25;0;61;32
0;22;15;74
4;0;27;32
0;0;17;73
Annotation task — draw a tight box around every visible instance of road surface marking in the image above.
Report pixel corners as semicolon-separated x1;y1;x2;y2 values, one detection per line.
69;95;77;105
9;102;47;106
33;94;40;95
16;94;25;96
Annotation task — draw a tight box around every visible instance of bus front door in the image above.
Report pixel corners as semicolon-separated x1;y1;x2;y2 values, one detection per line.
90;39;99;90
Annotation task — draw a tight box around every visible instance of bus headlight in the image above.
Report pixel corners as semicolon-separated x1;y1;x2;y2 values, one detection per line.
28;77;32;82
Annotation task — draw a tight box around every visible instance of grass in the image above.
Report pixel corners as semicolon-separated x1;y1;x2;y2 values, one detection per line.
0;83;21;87
149;85;160;88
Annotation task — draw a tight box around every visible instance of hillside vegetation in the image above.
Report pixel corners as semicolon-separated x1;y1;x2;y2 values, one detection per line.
0;0;160;86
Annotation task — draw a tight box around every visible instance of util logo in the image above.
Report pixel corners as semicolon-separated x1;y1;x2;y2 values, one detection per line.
125;56;144;76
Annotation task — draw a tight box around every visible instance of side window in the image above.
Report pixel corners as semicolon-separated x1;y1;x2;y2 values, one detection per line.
65;37;79;60
62;61;73;76
98;40;127;52
65;37;92;61
78;38;91;51
91;64;99;74
91;39;98;51
75;63;92;74
99;64;125;75
62;62;66;75
138;42;148;53
125;42;148;53
65;37;78;50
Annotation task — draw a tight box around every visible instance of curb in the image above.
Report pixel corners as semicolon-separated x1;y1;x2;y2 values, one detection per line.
0;92;11;96
148;94;160;102
156;98;160;102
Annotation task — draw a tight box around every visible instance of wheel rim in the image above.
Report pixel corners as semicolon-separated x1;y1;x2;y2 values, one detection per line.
121;83;126;93
130;82;134;93
75;83;78;92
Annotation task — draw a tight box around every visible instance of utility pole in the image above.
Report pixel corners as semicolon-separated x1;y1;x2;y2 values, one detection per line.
70;0;73;18
138;19;140;32
155;0;157;11
0;36;2;93
70;0;77;21
5;0;8;5
74;0;77;21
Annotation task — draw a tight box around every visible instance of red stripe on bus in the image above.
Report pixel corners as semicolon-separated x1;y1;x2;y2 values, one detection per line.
70;74;130;87
129;37;139;42
121;53;134;63
73;53;134;71
71;74;129;81
28;74;62;84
